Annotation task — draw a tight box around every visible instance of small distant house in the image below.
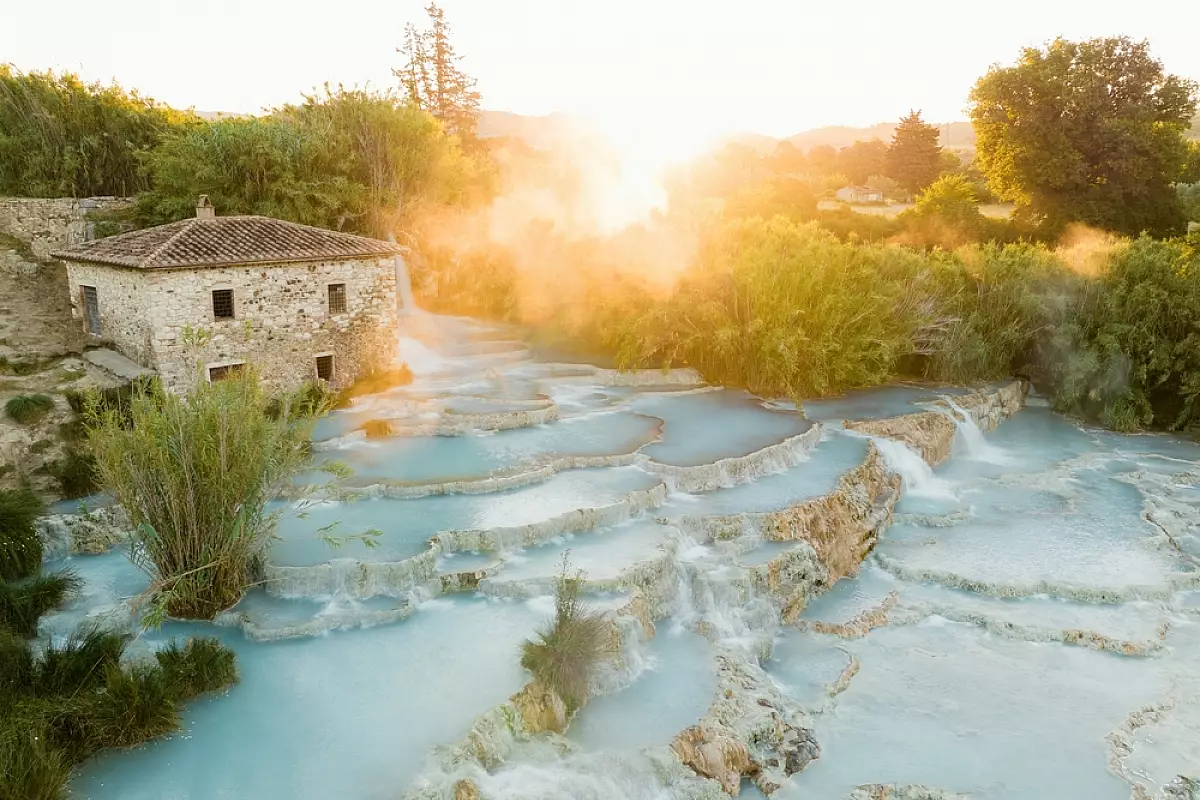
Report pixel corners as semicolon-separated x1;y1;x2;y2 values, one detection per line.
835;185;885;204
53;197;403;393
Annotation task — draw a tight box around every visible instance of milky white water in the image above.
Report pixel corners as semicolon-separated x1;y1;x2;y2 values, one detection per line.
38;313;1199;800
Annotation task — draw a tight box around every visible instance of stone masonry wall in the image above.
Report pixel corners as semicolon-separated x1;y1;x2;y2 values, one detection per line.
0;197;132;260
63;262;155;364
139;258;399;392
1;198;131;357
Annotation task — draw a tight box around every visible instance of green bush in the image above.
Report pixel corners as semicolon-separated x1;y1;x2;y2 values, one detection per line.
155;637;239;701
5;394;55;425
0;571;81;638
0;66;191;198
89;369;321;619
613;219;935;398
520;557;609;712
1050;235;1200;430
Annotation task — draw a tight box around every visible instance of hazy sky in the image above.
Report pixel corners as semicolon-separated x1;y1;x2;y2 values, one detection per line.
3;0;1198;138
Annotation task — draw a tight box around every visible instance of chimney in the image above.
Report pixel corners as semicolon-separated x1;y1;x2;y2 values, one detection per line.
196;195;215;220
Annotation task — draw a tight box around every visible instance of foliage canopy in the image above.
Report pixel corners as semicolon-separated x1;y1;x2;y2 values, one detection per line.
970;36;1198;237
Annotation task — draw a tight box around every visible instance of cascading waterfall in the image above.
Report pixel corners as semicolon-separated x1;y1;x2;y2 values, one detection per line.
863;434;957;500
942;396;1011;464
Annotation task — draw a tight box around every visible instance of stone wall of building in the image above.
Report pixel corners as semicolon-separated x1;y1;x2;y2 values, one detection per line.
127;257;399;392
63;262;155;364
0;197;132;260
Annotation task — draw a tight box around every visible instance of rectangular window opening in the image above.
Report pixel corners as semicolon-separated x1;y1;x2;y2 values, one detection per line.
81;285;100;336
327;283;347;315
315;354;334;382
208;363;244;382
212;289;235;319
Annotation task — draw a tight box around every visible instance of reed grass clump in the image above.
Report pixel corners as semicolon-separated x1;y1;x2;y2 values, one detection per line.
155;637;239;701
0;486;45;581
5;394;55;425
87;370;322;620
520;557;610;712
0;571;80;637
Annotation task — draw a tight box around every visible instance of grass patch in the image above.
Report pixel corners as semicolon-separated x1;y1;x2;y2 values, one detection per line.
155;637;239;701
0;487;45;581
519;556;609;712
0;571;82;637
5;394;55;425
0;356;60;377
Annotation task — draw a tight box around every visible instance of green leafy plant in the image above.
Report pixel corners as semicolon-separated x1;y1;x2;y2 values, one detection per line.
520;555;610;712
87;369;324;620
5;394;55;425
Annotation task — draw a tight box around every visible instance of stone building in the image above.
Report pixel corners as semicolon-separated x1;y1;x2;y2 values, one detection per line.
52;198;403;392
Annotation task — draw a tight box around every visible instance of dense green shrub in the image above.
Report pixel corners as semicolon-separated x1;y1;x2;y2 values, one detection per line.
88;369;321;619
0;487;45;582
155;637;239;701
520;558;609;712
919;243;1083;382
613;219;935;398
5;394;55;425
0;66;191;198
1050;236;1200;430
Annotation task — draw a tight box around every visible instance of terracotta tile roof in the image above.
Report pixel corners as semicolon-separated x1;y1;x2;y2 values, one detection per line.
52;216;403;269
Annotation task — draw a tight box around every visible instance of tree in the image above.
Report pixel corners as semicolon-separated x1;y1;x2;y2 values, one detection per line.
806;144;839;176
969;37;1198;237
136;87;476;237
1182;140;1200;184
838;139;888;185
394;4;481;137
885;111;942;196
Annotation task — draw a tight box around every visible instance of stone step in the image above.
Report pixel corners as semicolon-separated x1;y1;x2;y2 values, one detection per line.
83;348;155;382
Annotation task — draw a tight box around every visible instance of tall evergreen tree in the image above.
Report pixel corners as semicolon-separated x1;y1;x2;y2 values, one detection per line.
394;4;480;137
885;111;942;196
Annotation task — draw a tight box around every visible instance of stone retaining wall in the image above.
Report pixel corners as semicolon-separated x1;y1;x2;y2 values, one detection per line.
0;196;132;260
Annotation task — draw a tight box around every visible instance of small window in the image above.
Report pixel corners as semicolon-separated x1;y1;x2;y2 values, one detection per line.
81;285;101;336
327;283;347;315
208;363;244;382
315;354;334;382
212;289;234;319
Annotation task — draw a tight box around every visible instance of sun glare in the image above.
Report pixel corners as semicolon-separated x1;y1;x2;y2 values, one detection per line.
574;106;729;232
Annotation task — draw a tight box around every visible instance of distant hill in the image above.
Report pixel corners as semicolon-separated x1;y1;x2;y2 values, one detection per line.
476;110;979;154
785;121;976;152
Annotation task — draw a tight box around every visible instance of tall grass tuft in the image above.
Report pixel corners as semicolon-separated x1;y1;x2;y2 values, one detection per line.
0;571;81;637
87;369;323;620
33;626;128;696
0;714;73;800
155;637;239;701
82;663;180;749
5;394;55;425
0;487;46;581
519;556;610;712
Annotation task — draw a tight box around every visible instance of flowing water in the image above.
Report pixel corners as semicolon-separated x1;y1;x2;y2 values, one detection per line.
41;311;1199;800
